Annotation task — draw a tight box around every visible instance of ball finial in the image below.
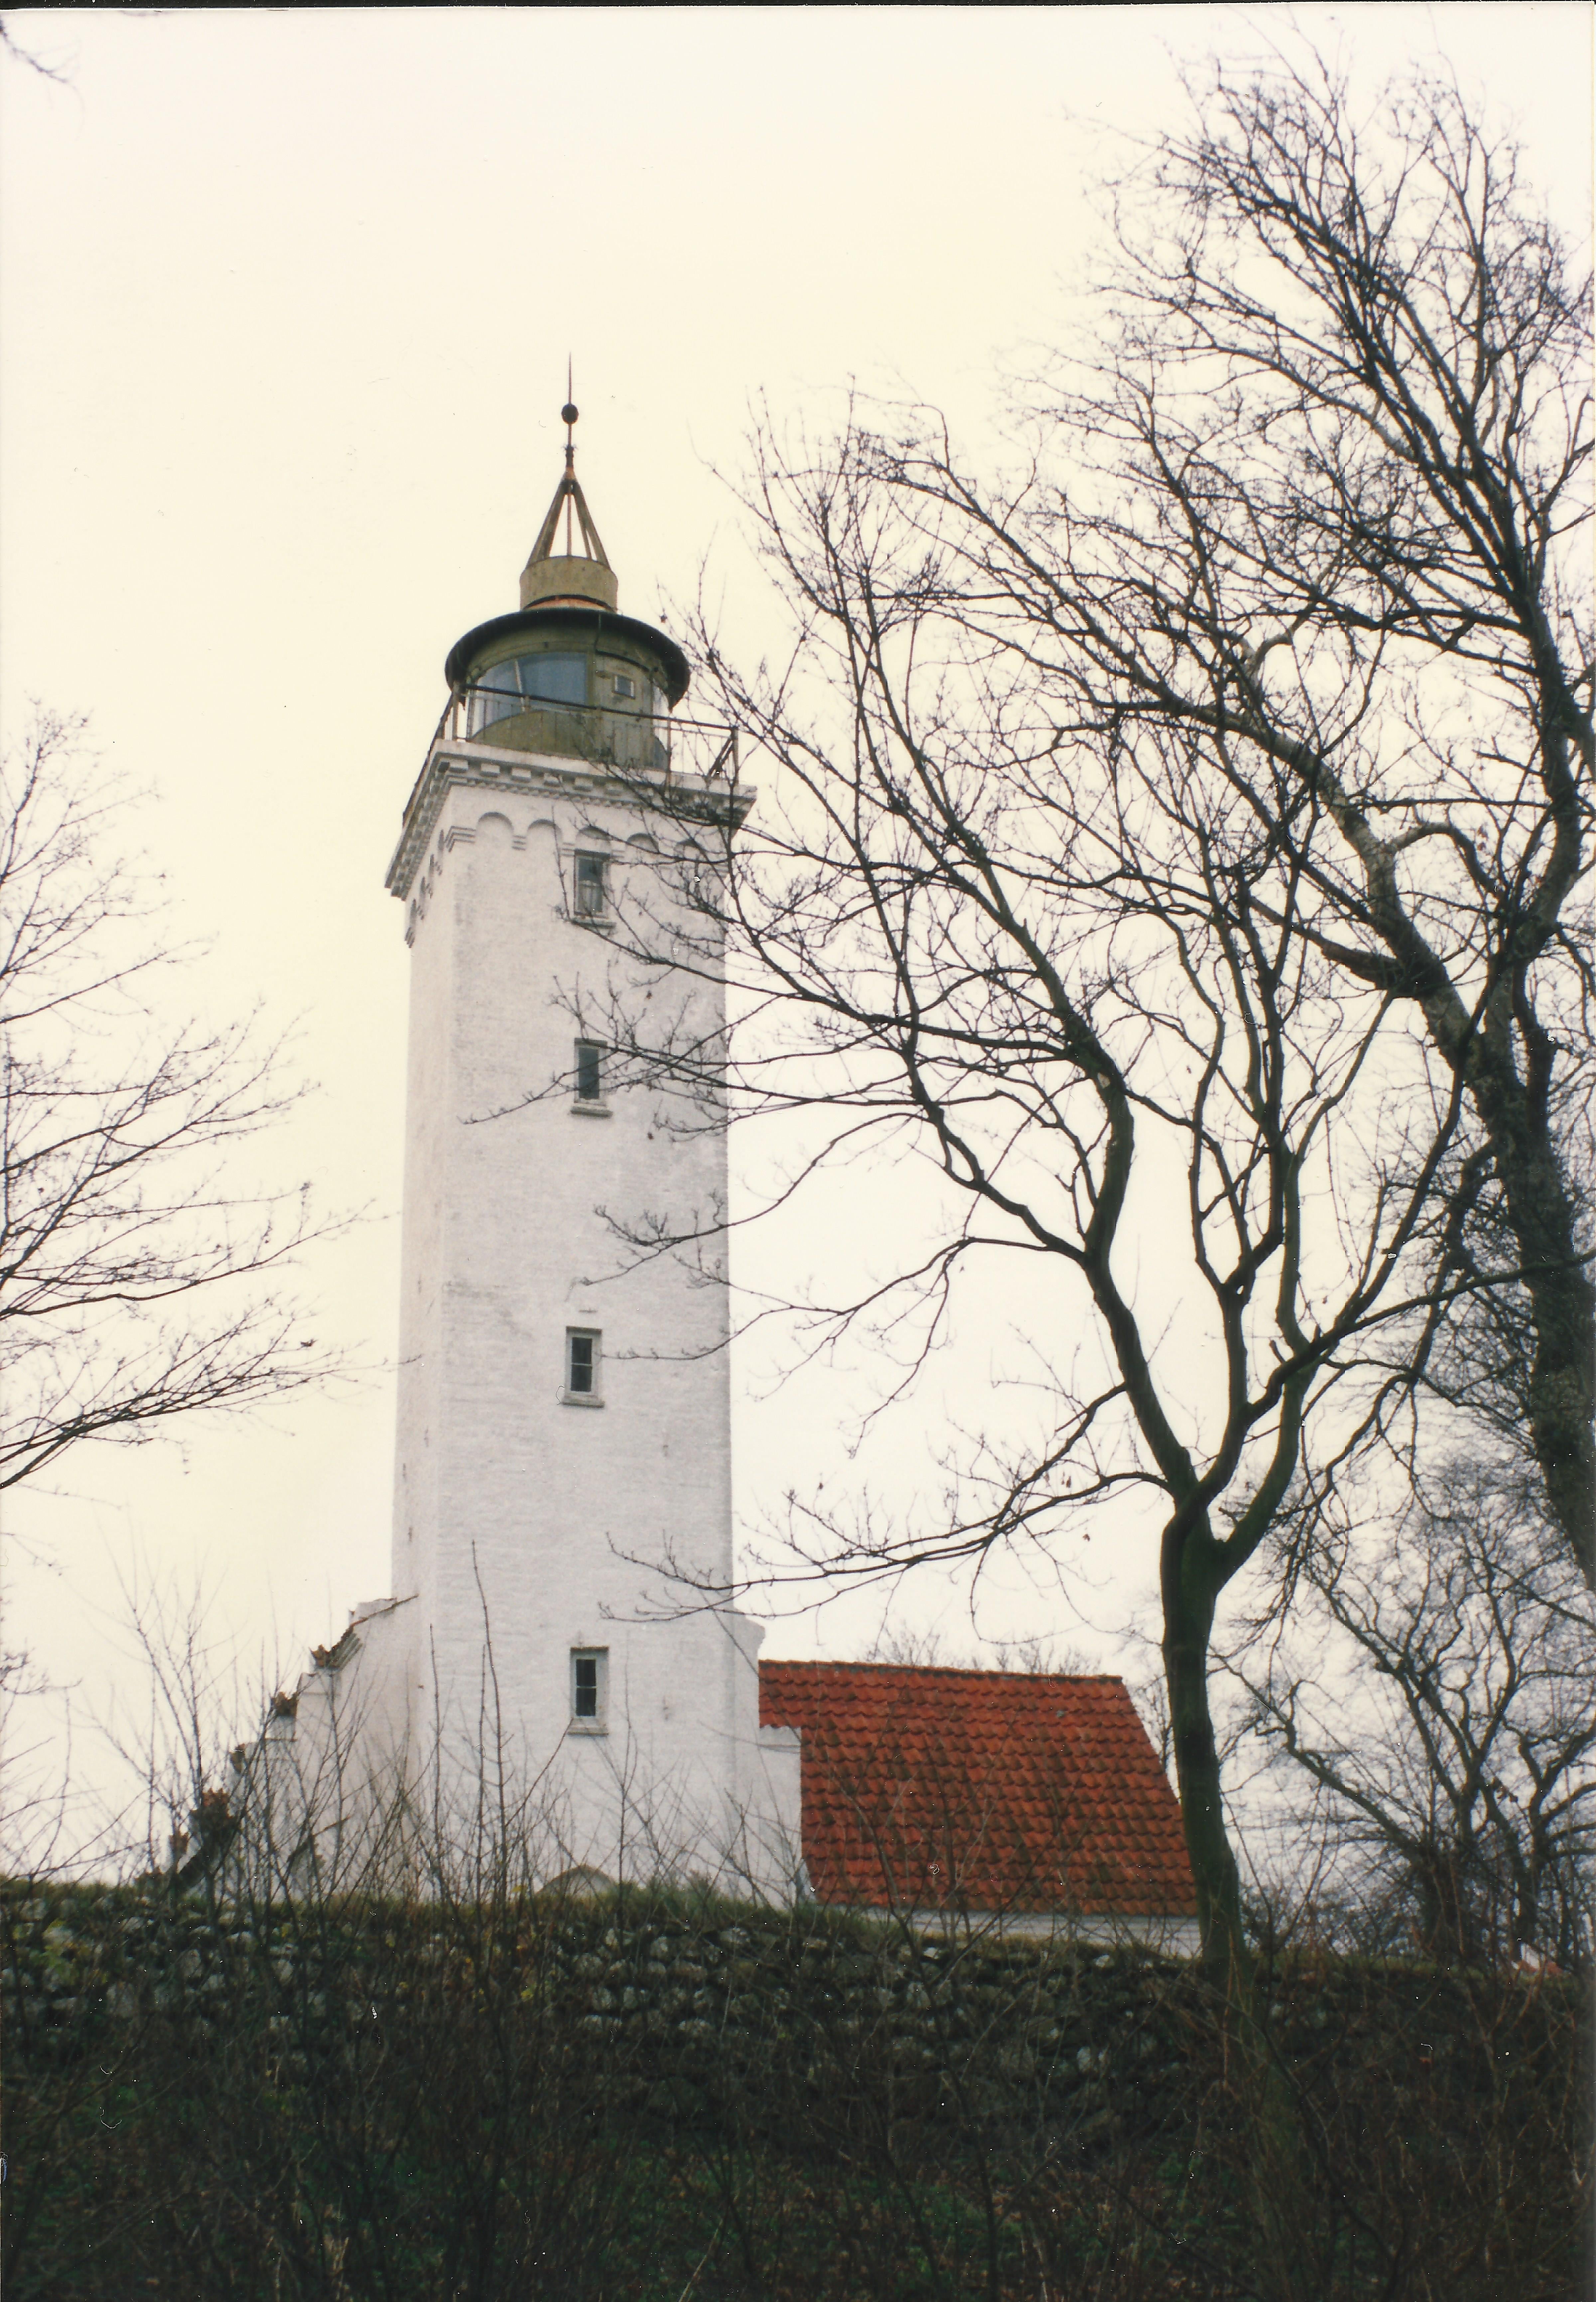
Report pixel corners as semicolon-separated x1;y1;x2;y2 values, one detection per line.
561;402;579;427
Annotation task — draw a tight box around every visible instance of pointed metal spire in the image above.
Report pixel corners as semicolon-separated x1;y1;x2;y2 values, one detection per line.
519;371;618;612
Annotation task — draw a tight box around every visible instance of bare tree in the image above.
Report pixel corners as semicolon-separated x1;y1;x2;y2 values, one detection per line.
1226;1461;1595;1970
565;433;1473;2023
0;711;339;1493
864;54;1593;1581
552;58;1588;2038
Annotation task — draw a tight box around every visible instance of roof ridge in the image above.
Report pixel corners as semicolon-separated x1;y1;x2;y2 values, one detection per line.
760;1659;1127;1686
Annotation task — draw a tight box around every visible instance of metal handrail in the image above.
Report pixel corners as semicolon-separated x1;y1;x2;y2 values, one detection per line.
428;684;740;781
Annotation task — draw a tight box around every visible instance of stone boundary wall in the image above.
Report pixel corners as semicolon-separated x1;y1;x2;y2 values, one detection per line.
3;1880;1571;2137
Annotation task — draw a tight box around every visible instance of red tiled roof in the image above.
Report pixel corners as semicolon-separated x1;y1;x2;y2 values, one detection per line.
758;1661;1197;1919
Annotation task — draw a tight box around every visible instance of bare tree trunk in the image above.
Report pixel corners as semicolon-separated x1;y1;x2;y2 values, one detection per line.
1161;1542;1249;1987
1164;1516;1318;2302
1467;1005;1596;1589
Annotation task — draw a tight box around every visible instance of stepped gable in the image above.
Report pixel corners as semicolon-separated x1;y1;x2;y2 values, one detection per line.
758;1661;1197;1919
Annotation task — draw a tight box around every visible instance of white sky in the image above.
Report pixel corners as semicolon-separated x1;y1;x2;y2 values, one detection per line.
2;4;1591;1858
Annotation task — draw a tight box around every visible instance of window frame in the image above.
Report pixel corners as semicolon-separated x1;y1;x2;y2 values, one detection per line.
573;1039;605;1107
569;1646;609;1732
572;850;609;921
564;1327;602;1405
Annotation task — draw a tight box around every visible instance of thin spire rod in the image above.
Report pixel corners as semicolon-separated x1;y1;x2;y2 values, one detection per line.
517;374;616;609
563;357;575;553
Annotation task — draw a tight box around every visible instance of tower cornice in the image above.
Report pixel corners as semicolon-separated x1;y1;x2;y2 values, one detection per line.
385;742;754;905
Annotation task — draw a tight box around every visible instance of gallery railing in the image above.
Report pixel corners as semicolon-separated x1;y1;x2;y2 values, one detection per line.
430;685;740;784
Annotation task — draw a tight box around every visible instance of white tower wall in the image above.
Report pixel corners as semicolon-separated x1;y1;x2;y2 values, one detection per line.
385;740;799;1893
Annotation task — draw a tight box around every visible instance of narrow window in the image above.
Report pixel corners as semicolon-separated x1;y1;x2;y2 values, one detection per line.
571;1648;608;1726
612;672;636;700
565;1328;599;1399
573;852;607;918
575;1041;602;1101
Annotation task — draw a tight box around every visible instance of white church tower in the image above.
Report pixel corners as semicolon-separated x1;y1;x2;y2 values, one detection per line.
281;405;801;1897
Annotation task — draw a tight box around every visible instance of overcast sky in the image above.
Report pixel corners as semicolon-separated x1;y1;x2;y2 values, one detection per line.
2;4;1590;1857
